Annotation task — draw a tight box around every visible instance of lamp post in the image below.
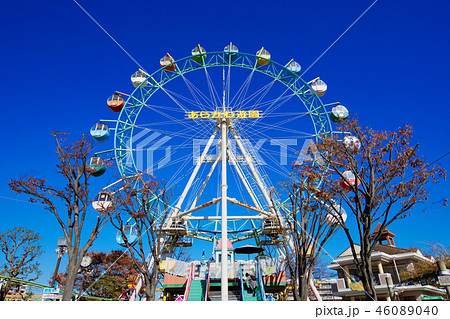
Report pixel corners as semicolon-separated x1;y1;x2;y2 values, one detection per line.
77;256;92;301
50;237;68;288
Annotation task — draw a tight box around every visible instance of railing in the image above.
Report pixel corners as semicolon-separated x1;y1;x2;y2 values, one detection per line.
239;263;245;301
204;262;211;301
256;261;266;301
183;263;194;301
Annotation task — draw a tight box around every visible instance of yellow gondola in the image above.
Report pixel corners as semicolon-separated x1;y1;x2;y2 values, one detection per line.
256;47;270;66
191;45;207;64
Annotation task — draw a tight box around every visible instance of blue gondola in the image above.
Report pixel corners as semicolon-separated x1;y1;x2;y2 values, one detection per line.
285;60;301;75
224;43;239;61
90;123;110;142
116;225;139;247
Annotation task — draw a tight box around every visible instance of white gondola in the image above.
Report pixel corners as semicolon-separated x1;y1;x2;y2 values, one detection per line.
116;225;138;247
311;79;327;97
131;69;149;88
92;191;114;213
325;202;347;226
343;135;361;151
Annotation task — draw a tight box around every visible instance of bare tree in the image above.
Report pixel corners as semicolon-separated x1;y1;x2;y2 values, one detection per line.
107;176;174;301
9;133;109;300
315;119;446;300
280;165;341;300
0;227;43;300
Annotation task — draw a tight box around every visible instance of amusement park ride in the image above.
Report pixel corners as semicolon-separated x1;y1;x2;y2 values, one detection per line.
88;44;352;301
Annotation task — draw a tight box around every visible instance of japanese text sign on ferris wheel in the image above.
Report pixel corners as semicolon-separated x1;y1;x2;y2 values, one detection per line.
186;110;261;120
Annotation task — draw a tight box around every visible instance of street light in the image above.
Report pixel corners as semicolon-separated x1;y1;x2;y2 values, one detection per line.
50;237;68;288
77;256;92;301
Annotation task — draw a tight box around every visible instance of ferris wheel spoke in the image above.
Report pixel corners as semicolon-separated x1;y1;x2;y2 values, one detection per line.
263;112;309;117
180;74;217;111
144;103;205;132
243;93;295;113
239;80;276;110
248;116;315;136
162;87;205;110
203;66;222;108
144;104;186;113
229;69;255;109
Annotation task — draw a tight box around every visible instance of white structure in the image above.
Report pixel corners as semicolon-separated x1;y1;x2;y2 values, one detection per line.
328;224;447;301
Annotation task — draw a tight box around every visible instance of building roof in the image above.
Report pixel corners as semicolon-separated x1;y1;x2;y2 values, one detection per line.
214;239;234;250
373;244;418;255
337;243;420;258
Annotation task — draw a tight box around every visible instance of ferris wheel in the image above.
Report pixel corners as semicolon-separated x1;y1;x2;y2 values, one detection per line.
89;43;350;249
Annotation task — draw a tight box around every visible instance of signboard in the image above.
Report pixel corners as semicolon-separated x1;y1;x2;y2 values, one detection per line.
438;275;450;286
42;293;61;299
186;110;261;120
421;296;445;301
42;288;61;300
43;288;59;294
349;281;364;291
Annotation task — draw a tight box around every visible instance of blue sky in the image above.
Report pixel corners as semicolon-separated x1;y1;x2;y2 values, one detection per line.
1;0;449;288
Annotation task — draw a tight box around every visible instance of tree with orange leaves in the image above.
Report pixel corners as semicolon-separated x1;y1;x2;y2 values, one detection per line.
9;133;109;300
312;119;446;300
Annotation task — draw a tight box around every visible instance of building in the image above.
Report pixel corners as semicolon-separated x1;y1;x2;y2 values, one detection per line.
309;279;342;301
328;224;447;301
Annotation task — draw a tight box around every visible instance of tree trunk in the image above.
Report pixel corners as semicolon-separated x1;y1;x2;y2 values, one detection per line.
359;255;377;301
0;281;12;301
299;273;310;301
62;257;79;301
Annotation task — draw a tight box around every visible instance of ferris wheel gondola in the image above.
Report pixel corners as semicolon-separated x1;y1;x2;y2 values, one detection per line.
107;94;125;112
90;122;110;142
116;224;139;247
191;45;207;64
92;191;114;213
86;156;106;177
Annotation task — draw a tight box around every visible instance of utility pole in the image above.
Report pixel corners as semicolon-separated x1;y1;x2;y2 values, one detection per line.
50;238;68;288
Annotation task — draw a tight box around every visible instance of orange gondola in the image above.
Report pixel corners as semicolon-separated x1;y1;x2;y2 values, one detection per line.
107;94;125;112
160;53;176;72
